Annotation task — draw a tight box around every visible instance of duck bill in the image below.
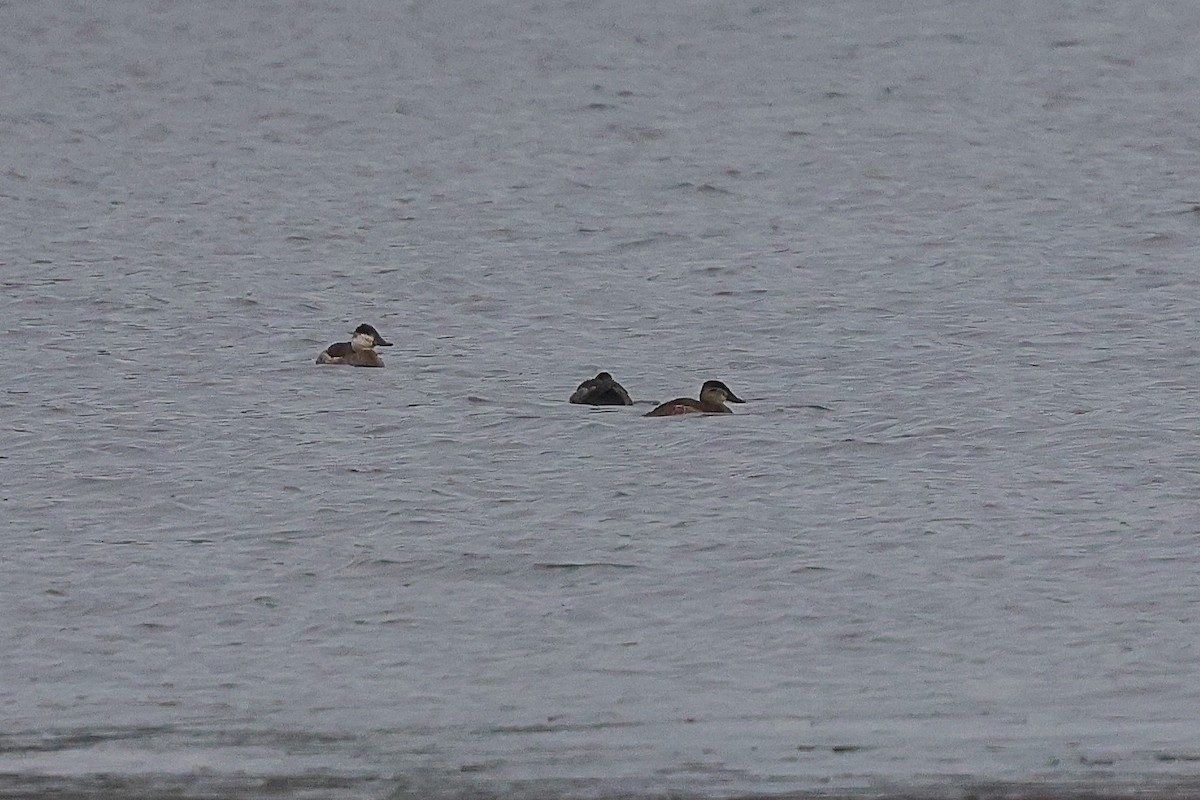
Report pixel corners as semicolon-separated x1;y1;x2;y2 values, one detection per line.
726;391;745;403
375;337;393;347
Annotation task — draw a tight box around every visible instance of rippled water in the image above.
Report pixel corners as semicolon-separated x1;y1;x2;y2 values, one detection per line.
4;1;1200;797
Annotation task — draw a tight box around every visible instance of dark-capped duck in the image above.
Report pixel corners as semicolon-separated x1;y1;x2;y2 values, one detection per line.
569;371;633;406
644;380;745;416
316;323;393;367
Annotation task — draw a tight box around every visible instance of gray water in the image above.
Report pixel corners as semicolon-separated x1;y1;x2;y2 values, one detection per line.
4;1;1200;798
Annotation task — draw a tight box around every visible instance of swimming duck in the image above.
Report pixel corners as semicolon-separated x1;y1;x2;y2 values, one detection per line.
316;323;392;367
569;371;633;406
644;380;745;416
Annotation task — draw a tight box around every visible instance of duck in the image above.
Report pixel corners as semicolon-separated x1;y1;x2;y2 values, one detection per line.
644;380;745;416
569;371;633;406
315;323;392;367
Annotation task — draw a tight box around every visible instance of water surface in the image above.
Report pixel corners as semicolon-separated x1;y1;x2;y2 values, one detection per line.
4;1;1200;797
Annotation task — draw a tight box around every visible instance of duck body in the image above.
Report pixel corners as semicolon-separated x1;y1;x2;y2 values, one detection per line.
569;371;633;406
645;380;745;417
316;323;392;367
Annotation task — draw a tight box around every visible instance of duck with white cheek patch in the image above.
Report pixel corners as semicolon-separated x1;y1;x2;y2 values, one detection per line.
316;323;393;367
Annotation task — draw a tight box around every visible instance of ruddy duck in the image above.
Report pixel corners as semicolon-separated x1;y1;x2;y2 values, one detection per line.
316;323;392;367
644;380;745;416
569;371;633;406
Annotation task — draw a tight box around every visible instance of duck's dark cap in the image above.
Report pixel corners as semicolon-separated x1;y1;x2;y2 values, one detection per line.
354;323;392;346
703;379;744;403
